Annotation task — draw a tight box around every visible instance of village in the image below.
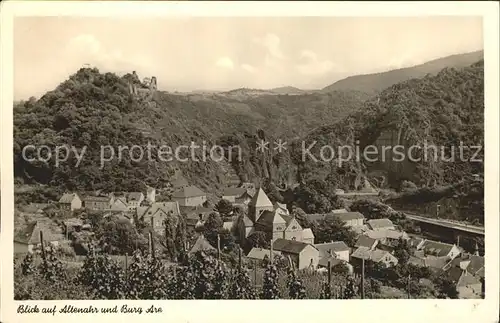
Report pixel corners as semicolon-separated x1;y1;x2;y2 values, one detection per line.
13;175;484;299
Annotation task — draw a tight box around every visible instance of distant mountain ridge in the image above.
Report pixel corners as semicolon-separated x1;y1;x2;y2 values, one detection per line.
321;50;484;94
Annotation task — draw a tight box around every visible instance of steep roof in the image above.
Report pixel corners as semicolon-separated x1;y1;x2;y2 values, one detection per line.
457;274;481;287
351;247;393;263
83;195;112;202
366;229;408;240
14;221;64;244
188;235;216;254
421;240;456;257
272;238;315;255
222;187;247;197
247;247;282;260
136;201;180;219
355;235;378;249
367;218;395;230
59;193;78;204
241;215;254;227
314;241;349;258
318;257;343;268
256;210;286;229
248;188;273;208
172;185;206;198
333;212;365;222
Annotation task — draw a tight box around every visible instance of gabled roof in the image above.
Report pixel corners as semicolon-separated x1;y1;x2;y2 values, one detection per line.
421;240;456;257
318;257;343;268
314;241;349;258
136;201;180;219
351;247;393;263
367;218;395;230
14;221;64;244
127;192;144;202
457;274;481;287
355;235;378;249
83;195;112;202
241;215;254;227
172;185;206;198
333;212;365;222
273;238;315;255
248;188;273;208
256;210;286;229
59;193;78;204
366;229;408;240
222;187;247;197
247;247;282;260
188;235;215;254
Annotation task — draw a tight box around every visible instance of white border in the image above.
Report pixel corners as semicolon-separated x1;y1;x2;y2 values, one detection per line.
1;2;499;323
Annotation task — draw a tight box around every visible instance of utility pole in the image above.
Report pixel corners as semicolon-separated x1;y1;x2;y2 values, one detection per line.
361;258;365;299
270;239;274;265
407;274;411;299
238;247;242;273
39;231;46;262
327;260;332;298
217;234;221;262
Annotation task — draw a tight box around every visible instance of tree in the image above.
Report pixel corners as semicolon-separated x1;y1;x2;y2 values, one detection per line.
393;237;411;265
261;263;280;299
290;206;312;229
21;253;35;276
96;216;147;255
78;244;126;299
245;231;270;251
287;267;306;299
314;216;357;246
214;199;233;219
434;276;459;299
292;179;341;214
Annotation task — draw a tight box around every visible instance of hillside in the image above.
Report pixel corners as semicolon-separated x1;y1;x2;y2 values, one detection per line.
294;60;484;190
322;50;484;95
13;68;369;194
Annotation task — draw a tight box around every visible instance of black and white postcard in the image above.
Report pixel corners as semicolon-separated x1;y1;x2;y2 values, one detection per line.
1;2;499;323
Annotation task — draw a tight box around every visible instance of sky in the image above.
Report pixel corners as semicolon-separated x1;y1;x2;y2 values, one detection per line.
14;16;483;100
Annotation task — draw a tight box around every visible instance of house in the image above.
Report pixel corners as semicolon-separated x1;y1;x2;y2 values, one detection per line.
58;193;82;211
184;207;214;228
445;253;485;278
110;197;129;212
239;188;314;244
367;218;395;231
136;202;181;233
408;255;450;270
83;195;114;210
332;212;365;227
301;228;315;244
445;267;482;299
246;247;282;262
272;238;319;270
172;185;207;207
14;221;65;253
127;192;144;210
222;187;247;203
351;247;398;268
235;190;253;205
365;229;409;245
274;202;289;217
355;235;378;250
23;203;50;214
314;241;350;262
409;237;425;249
418;240;461;260
188;234;216;255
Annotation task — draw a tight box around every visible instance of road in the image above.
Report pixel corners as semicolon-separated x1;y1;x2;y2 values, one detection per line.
402;211;485;235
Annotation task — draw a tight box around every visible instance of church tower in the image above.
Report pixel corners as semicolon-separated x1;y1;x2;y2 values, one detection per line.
248;187;274;223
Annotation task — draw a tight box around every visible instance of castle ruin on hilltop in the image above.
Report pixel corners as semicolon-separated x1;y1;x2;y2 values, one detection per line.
127;71;157;96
